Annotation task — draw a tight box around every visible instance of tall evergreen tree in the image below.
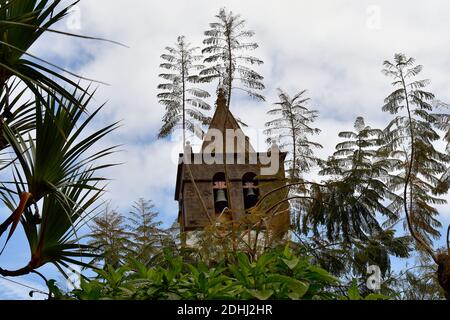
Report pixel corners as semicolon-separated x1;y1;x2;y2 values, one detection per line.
157;35;211;144
126;198;166;266
88;206;130;268
264;89;322;181
201;8;265;108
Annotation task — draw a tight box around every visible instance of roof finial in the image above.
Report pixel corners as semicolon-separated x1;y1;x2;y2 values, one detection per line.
217;88;227;108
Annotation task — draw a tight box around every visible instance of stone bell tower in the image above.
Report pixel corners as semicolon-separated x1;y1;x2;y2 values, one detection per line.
174;89;289;244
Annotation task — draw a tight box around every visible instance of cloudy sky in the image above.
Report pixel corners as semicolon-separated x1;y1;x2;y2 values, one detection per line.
1;0;450;299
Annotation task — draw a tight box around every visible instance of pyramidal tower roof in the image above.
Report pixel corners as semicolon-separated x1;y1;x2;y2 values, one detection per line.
201;89;255;154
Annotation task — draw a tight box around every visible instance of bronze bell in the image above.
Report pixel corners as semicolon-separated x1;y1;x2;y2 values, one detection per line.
215;189;228;205
246;187;257;198
244;183;258;209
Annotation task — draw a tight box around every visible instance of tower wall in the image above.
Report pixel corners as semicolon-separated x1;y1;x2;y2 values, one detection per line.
176;152;289;236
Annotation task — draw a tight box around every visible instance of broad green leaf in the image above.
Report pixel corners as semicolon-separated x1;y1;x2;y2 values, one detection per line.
288;280;310;299
347;279;362;300
248;289;274;300
282;257;299;270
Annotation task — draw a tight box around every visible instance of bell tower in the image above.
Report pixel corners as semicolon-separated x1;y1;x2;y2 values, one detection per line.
174;89;289;244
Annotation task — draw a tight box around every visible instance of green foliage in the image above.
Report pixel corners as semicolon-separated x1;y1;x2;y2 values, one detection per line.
88;198;176;269
60;247;344;300
400;268;446;300
291;117;412;279
0;0;117;144
0;2;447;300
304;117;402;242
0;0;119;282
0;89;117;275
386;255;447;300
343;279;390;300
290;230;411;283
351;230;411;276
0;0;86;111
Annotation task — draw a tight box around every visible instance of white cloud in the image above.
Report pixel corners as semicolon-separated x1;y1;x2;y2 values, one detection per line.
100;137;180;223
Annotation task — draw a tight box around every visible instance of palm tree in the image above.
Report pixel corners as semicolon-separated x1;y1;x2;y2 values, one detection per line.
0;1;118;123
201;8;265;109
0;0;119;282
157;35;211;145
0;1;78;104
0;89;118;278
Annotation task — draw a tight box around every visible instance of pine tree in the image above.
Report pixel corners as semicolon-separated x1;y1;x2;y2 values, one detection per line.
157;36;211;144
126;198;166;266
381;53;448;250
264;89;322;180
201;8;265;108
88;206;131;268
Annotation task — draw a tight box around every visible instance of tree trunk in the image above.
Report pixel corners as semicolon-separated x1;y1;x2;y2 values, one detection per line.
181;50;186;147
290;108;297;181
226;29;233;109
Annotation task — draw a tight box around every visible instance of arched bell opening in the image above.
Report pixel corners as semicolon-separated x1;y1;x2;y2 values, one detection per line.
242;172;259;211
213;172;228;214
